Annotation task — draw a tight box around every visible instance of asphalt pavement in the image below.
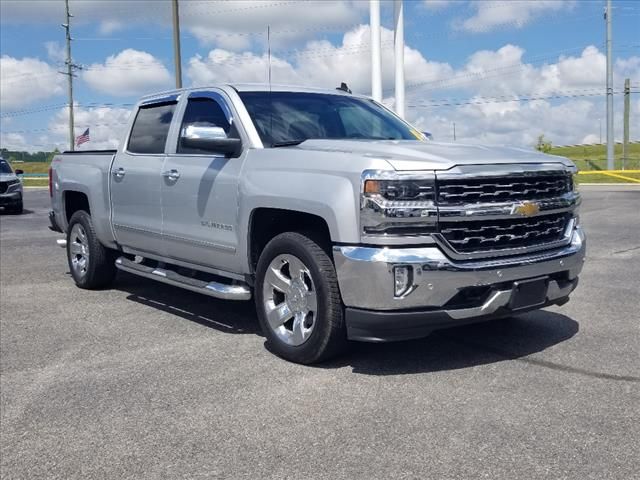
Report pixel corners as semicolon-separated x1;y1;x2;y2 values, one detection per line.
1;187;639;479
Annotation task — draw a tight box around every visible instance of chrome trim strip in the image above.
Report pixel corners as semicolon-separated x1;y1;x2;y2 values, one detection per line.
113;223;162;237
113;223;236;253
437;192;580;222
436;163;574;178
433;217;576;260
161;231;236;253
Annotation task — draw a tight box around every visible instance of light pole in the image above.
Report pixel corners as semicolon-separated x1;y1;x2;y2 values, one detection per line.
370;0;382;102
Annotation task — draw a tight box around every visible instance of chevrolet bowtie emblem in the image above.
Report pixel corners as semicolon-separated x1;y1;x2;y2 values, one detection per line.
512;201;540;217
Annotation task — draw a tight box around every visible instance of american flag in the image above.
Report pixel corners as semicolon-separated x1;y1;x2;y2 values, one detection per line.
76;128;90;146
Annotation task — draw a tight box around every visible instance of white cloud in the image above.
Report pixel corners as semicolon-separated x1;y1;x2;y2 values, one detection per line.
44;41;66;63
0;55;64;110
82;49;172;97
187;25;453;97
0;0;363;51
98;20;124;35
459;0;575;33
402;43;639;146
46;105;132;151
422;0;454;11
182;0;361;50
0;132;29;151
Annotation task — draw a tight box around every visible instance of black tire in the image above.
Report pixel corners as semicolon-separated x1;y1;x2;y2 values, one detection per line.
13;201;23;214
255;231;347;364
67;210;117;289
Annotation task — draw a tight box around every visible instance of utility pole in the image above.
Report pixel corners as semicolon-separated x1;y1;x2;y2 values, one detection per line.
605;0;614;169
623;78;630;170
393;0;405;118
62;0;75;151
370;0;382;102
453;122;456;141
172;0;183;88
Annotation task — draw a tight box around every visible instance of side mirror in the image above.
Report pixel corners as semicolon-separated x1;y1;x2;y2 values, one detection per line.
180;125;242;157
14;169;24;175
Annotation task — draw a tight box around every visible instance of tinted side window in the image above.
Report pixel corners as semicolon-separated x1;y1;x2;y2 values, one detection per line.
178;98;234;154
128;102;176;154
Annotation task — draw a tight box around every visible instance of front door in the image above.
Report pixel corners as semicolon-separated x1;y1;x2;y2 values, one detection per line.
160;91;243;272
111;98;178;255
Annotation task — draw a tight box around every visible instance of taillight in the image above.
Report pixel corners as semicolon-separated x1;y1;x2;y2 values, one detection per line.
48;167;53;197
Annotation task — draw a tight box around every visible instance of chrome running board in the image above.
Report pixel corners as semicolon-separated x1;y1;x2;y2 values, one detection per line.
115;257;251;301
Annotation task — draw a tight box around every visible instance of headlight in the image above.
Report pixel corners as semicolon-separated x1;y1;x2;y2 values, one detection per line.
6;179;22;192
361;170;437;236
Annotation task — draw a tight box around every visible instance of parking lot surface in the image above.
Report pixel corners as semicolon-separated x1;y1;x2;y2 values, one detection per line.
1;187;639;479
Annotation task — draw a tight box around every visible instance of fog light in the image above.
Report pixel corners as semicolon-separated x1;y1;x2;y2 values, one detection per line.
394;266;412;297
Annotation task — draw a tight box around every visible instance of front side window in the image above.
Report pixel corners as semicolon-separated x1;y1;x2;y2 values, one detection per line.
238;91;422;147
127;102;176;154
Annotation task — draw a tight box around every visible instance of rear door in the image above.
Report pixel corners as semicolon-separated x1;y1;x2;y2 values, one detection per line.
160;90;244;272
110;96;178;255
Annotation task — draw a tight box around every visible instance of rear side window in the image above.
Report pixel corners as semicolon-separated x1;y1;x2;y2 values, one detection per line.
128;102;176;154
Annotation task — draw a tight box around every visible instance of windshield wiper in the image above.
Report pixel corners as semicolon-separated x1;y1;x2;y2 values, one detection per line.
271;140;305;148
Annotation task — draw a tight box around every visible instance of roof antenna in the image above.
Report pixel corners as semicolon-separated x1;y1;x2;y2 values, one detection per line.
267;25;272;89
336;82;352;94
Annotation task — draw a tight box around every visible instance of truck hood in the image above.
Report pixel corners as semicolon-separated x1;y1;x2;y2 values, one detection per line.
291;139;573;171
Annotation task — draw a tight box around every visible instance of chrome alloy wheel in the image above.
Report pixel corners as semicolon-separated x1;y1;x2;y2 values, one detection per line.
262;254;318;346
69;223;90;278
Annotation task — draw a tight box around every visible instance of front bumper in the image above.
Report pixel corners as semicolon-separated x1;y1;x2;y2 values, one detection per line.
0;191;22;207
333;226;586;342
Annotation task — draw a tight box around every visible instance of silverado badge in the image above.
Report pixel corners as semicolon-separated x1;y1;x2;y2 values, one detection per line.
512;201;540;217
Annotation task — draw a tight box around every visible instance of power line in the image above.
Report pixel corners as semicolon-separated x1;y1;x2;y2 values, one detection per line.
408;90;628;108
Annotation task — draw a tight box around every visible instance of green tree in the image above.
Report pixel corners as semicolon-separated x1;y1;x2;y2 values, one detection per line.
536;134;553;153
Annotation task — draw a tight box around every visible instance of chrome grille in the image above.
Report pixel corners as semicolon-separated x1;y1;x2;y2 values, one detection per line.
439;213;571;253
437;173;571;205
0;182;8;194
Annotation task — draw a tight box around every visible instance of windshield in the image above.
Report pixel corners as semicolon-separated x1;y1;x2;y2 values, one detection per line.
0;159;13;174
238;92;423;147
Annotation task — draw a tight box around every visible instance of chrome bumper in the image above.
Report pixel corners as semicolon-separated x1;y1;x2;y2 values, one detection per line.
333;225;585;312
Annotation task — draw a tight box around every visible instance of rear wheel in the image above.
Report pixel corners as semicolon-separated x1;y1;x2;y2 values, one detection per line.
67;210;117;289
255;232;346;364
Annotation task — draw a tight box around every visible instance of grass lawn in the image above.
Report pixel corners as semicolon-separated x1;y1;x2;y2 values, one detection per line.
8;161;50;175
549;143;640;171
9;145;640;185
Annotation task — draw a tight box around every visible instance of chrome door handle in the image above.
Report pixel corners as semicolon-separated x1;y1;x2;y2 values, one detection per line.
112;167;126;178
162;169;181;181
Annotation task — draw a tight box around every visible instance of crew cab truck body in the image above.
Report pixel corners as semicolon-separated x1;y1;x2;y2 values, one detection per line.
50;84;585;363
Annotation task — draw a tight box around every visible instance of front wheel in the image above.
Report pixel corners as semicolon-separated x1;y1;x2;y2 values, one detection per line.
255;232;346;364
67;210;117;289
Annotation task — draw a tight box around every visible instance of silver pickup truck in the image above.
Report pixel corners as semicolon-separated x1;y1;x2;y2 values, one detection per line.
50;84;585;364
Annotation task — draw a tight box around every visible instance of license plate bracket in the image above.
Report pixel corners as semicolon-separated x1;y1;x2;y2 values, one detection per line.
509;277;549;310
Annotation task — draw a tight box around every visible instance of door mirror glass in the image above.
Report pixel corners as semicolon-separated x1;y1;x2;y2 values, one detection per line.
14;169;24;175
180;125;242;157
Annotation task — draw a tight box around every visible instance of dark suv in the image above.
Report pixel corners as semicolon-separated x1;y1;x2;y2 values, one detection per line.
0;158;24;214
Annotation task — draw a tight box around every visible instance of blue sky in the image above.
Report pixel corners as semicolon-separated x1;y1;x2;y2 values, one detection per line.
1;0;638;151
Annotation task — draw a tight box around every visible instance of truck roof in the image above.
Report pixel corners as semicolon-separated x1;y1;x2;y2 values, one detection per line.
139;83;360;102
